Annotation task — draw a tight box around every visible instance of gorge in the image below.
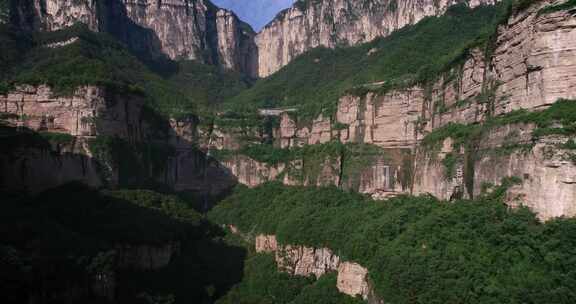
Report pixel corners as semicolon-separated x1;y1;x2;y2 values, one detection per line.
1;0;576;303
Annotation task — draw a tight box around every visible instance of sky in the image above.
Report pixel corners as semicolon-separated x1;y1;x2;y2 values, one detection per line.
212;0;296;32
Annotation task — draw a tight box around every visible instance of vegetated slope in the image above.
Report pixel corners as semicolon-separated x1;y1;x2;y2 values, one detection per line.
210;183;576;303
0;183;247;303
217;252;363;304
224;2;509;120
0;23;251;118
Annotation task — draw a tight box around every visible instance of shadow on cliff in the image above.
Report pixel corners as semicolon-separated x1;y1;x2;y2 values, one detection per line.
95;0;257;79
0;182;247;304
84;98;239;212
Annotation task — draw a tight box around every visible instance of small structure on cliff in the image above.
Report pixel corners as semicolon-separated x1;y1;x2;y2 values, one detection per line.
258;107;297;116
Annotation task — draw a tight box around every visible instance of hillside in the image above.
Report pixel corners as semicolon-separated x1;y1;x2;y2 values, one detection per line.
1;0;576;303
224;3;508;120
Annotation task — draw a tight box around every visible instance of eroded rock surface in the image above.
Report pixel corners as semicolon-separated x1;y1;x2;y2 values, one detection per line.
254;234;379;301
11;0;256;74
255;0;496;77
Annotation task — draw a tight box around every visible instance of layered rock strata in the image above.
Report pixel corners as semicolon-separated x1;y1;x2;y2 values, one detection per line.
263;2;576;219
255;0;497;77
219;148;410;199
10;0;256;75
0;85;236;195
254;234;383;303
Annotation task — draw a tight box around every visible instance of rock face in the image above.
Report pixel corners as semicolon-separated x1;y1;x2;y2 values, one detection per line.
0;137;104;194
1;85;146;138
337;262;370;299
254;234;381;302
255;0;497;77
7;0;504;78
0;85;236;194
252;1;576;220
11;0;257;75
219;147;410;199
492;1;576;113
472;125;576;219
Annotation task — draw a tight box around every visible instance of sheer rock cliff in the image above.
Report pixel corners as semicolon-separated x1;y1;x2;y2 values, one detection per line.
255;0;497;77
10;0;257;75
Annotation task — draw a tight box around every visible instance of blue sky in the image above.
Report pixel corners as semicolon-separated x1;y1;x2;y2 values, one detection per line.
212;0;295;31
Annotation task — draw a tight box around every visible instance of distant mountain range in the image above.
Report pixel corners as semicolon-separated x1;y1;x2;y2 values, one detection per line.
212;0;295;31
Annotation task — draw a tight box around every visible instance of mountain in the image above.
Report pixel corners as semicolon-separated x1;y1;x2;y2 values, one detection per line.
255;0;497;77
4;0;499;78
9;0;257;75
2;0;576;303
211;0;295;31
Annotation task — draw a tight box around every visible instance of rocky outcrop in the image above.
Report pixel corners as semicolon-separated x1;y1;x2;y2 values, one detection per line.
219;146;410;199
221;155;285;187
337;262;370;300
254;234;381;302
0;85;148;139
11;0;256;75
473;124;576;220
0;84;236;194
411;120;576;220
255;0;497;77
492;2;576;114
262;1;576;219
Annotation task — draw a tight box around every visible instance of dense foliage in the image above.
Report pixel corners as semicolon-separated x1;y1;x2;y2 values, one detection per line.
224;3;510;120
0;23;250;118
210;183;576;303
0;184;247;304
217;253;363;304
422;99;576;150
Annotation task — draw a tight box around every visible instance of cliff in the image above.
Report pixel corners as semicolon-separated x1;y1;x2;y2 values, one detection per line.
6;0;504;78
0;85;236;195
214;0;576;220
249;233;383;303
255;0;497;77
9;0;257;75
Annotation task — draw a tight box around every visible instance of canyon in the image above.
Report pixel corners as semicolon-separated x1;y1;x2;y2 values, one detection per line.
1;0;576;303
212;0;576;220
7;0;500;77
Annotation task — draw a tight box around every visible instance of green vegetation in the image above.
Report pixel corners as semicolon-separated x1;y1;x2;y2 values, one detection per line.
217;253;315;304
105;189;202;225
441;152;459;178
0;184;247;303
422;99;576;150
0;23;250;119
217;253;363;304
167;60;252;113
39;131;75;145
224;3;510;121
210;183;576;303
89;136;176;188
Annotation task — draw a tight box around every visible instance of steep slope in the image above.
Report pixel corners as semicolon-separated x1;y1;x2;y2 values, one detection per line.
0;25;238;195
255;0;498;77
226;3;506;119
210;183;576;304
9;0;257;75
211;0;576;220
